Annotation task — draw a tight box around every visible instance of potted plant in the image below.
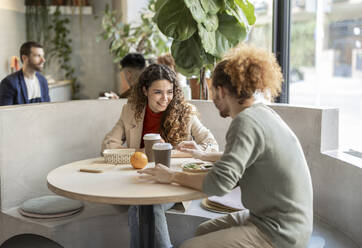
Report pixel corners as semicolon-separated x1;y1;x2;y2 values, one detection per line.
153;0;256;99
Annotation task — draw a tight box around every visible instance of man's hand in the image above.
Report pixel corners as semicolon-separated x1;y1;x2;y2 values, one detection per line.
138;163;175;184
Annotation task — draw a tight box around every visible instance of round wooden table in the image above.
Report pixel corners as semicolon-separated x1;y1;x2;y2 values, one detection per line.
47;157;207;248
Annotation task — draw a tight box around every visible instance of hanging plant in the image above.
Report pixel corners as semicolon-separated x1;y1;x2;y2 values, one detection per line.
25;2;79;97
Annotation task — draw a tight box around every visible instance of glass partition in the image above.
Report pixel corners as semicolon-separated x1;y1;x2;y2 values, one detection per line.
290;0;362;153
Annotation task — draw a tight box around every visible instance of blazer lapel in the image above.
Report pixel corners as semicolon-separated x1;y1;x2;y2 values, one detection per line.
19;70;29;104
129;108;146;148
36;72;44;99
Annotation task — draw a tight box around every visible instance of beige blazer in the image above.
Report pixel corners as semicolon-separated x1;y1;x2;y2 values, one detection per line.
102;103;219;153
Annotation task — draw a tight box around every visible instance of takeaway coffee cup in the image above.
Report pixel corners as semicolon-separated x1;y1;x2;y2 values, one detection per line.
143;133;162;162
152;143;173;168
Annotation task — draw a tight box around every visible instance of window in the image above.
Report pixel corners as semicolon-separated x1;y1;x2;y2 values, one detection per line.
290;0;362;153
247;0;274;51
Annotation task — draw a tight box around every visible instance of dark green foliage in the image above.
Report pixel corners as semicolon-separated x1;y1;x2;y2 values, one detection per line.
154;0;256;76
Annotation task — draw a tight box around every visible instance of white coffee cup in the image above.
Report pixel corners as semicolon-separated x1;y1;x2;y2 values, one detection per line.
143;133;162;162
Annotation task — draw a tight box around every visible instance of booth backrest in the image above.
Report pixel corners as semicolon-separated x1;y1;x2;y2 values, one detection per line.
2;99;361;247
0;99;127;211
0;100;334;211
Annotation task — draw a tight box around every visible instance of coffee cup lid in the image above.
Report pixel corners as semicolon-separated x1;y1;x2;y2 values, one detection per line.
152;143;172;150
143;133;161;140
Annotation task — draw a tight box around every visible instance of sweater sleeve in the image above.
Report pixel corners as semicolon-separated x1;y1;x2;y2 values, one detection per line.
101;105;127;153
189;114;219;152
203;115;265;196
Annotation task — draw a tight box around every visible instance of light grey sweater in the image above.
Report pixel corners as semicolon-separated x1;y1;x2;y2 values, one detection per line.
203;103;313;248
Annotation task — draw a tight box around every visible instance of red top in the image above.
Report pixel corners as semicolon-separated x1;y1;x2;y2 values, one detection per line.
140;105;163;148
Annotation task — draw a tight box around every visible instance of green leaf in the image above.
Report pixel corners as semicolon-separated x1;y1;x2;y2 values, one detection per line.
155;0;168;11
171;34;203;76
234;0;256;25
214;12;246;57
184;0;206;23
202;13;218;32
200;0;223;14
224;0;254;30
198;23;216;56
156;0;197;41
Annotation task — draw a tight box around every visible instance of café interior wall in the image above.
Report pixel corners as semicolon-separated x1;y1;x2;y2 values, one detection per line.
0;7;26;81
43;0;115;100
0;1;116;100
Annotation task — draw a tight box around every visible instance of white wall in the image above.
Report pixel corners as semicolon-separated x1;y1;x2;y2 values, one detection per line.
0;1;26;80
126;0;149;24
0;0;25;12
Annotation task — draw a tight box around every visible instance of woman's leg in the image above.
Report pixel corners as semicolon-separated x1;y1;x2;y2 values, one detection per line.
154;203;174;248
128;203;175;248
128;205;140;248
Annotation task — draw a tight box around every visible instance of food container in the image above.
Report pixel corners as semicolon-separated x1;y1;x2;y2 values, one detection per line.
103;149;136;164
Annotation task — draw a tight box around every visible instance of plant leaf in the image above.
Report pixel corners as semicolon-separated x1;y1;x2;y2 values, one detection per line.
155;0;168;11
214;12;246;57
202;13;218;32
171;34;203;76
200;0;223;14
234;0;256;25
184;0;206;23
156;0;197;41
224;0;254;31
198;23;216;56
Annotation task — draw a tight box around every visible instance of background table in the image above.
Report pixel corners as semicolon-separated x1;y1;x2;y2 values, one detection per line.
47;157;207;248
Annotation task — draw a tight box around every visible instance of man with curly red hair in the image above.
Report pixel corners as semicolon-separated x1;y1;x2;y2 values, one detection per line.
139;44;313;248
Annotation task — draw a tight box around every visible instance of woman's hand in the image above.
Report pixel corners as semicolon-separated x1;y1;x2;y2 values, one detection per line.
177;141;205;160
138;163;175;184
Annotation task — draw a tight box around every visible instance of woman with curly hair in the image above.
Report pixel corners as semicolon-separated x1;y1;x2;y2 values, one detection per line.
140;44;313;248
102;63;218;248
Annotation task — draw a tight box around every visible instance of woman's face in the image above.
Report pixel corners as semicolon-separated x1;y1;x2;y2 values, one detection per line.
143;79;174;113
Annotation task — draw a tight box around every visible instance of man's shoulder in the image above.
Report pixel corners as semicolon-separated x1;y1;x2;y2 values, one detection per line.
1;70;22;84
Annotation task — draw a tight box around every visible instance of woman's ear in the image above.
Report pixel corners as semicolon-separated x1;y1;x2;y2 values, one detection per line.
142;86;147;97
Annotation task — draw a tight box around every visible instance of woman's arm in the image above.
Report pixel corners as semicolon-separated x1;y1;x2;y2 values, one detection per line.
101;106;127;154
177;141;222;162
189;114;219;152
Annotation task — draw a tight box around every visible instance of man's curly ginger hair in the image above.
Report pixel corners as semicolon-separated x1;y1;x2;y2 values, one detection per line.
212;44;283;104
128;64;195;146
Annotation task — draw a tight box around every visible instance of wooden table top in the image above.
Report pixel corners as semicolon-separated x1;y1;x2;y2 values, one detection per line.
47;157;207;205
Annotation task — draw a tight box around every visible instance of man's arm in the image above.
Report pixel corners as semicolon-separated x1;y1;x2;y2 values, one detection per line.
0;79;15;106
138;164;207;191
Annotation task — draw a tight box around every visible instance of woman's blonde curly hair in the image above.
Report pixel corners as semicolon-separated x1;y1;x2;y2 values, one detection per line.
128;64;195;146
212;43;283;104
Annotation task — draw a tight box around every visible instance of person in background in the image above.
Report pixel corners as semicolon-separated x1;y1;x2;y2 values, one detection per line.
139;44;313;248
157;53;191;100
118;53;146;98
102;63;218;248
0;41;50;106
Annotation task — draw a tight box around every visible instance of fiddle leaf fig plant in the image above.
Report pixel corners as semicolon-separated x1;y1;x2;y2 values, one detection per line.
154;0;256;76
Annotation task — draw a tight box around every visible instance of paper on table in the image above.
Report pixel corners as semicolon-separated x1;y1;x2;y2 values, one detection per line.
171;150;193;158
208;187;244;210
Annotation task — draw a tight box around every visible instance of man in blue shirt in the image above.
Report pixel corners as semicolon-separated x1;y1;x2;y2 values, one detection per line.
0;41;50;106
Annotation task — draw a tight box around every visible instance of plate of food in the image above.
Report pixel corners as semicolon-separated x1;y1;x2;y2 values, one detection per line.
181;162;213;173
